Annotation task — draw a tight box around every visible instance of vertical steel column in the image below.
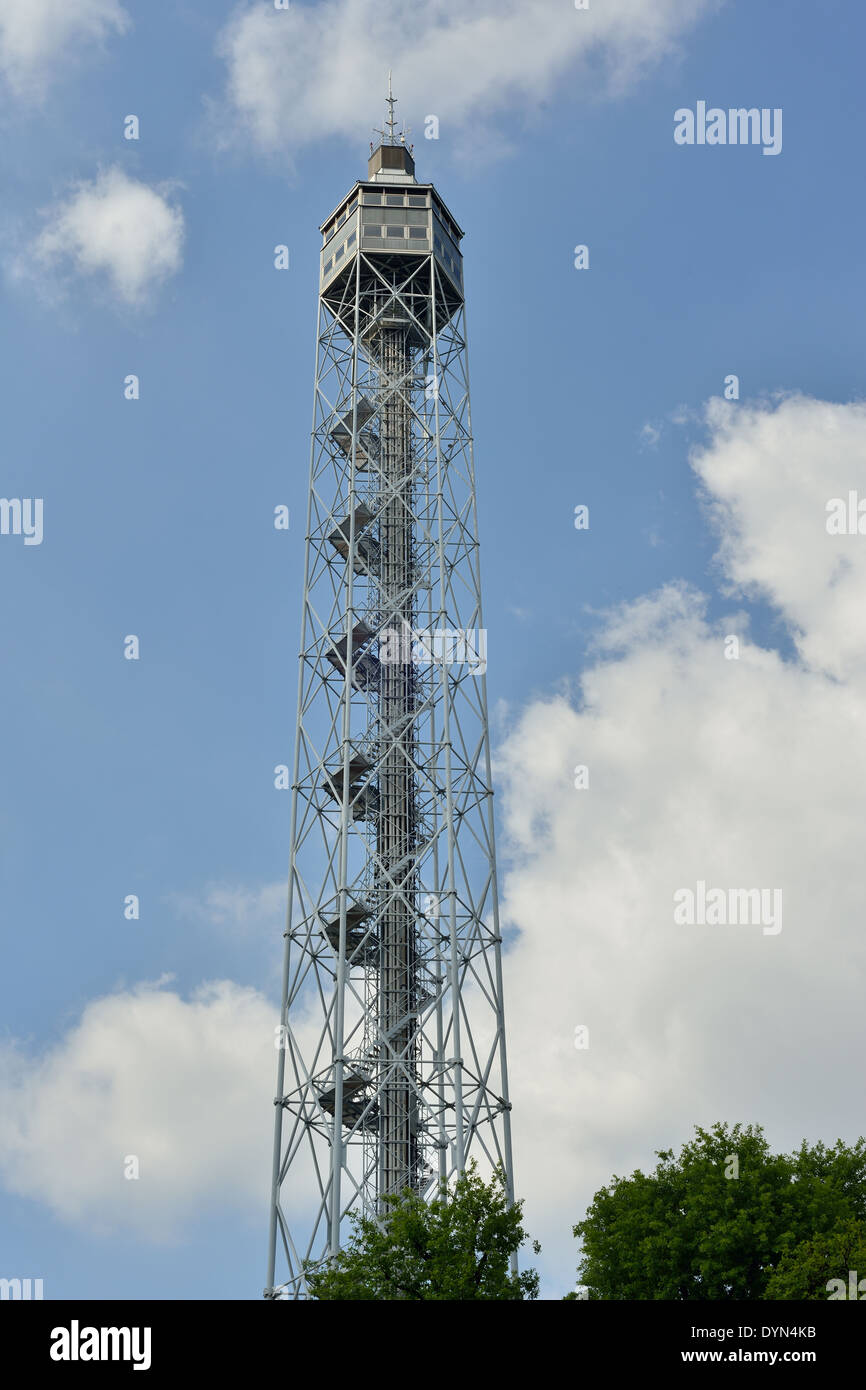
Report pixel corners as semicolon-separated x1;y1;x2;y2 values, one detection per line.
375;320;418;1199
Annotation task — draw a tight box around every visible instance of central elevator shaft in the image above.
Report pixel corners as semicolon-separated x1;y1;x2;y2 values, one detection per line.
374;318;419;1199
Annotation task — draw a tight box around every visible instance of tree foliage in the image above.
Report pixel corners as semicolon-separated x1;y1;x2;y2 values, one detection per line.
764;1218;866;1299
572;1122;866;1300
307;1162;540;1300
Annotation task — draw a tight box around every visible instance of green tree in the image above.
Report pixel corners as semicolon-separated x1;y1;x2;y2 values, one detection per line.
764;1218;866;1299
572;1122;866;1300
306;1162;539;1300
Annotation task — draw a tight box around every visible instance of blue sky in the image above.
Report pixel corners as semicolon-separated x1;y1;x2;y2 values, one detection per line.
2;0;866;1299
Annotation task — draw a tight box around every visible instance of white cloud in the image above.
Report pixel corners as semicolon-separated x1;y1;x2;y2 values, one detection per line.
692;393;866;680
0;978;316;1239
24;168;185;307
496;392;866;1292
0;0;129;98
216;0;718;160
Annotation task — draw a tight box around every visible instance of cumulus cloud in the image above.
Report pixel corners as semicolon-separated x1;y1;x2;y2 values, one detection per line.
693;394;866;679
0;977;319;1239
497;392;866;1292
216;0;718;160
21;168;185;307
0;0;129;99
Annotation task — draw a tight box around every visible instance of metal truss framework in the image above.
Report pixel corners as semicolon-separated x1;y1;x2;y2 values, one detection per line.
266;230;515;1299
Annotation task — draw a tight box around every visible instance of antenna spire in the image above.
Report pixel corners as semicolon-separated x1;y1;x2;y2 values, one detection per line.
373;72;402;147
386;70;397;143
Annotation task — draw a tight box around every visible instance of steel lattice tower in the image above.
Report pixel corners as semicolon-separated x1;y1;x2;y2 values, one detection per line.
266;87;515;1300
